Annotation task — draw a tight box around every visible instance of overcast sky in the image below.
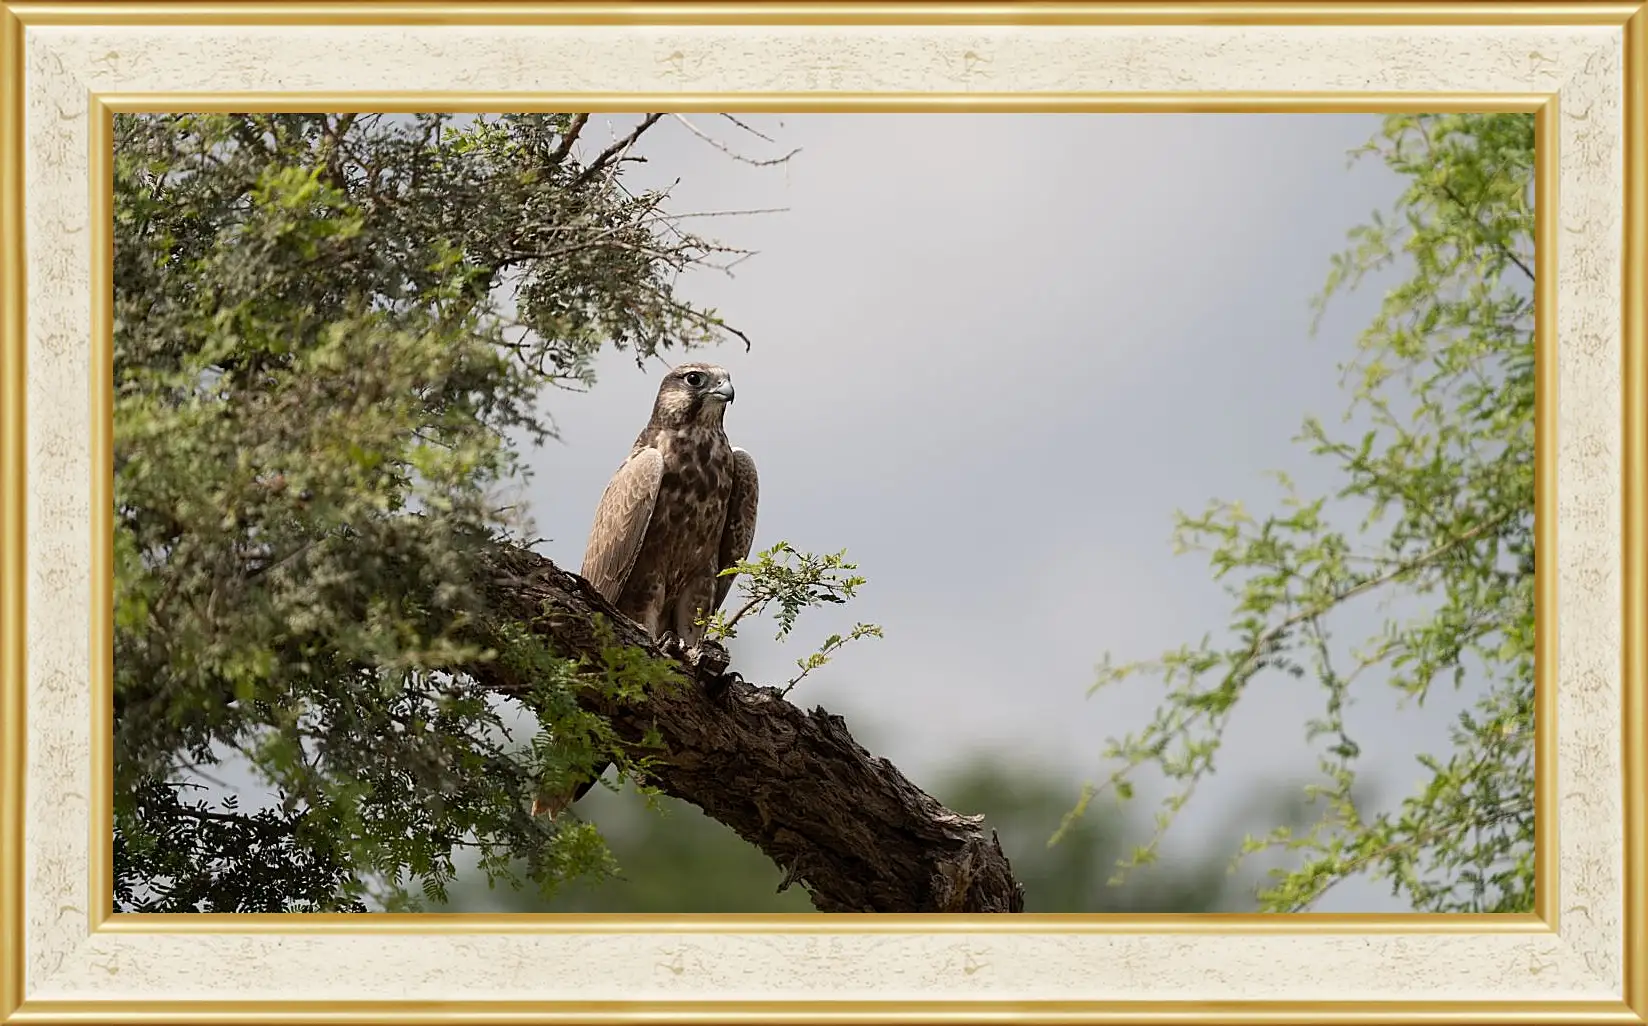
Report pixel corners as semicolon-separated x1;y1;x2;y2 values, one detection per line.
513;113;1492;914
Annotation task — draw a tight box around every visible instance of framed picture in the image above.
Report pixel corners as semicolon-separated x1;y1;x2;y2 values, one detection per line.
1;2;1642;1022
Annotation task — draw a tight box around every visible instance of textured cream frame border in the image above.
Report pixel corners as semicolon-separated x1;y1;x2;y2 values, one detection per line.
0;4;1642;1024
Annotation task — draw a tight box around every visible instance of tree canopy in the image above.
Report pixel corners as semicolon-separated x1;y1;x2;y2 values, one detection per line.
114;112;732;910
445;756;1281;914
1065;112;1537;913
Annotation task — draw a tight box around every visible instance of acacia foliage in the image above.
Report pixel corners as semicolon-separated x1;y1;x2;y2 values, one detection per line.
113;113;740;910
1067;113;1536;912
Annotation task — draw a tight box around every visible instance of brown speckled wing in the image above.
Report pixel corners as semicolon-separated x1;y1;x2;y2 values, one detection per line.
579;447;663;604
713;447;760;612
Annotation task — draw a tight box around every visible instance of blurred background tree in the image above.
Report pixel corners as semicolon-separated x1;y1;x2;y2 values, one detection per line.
443;750;1302;913
1065;112;1537;913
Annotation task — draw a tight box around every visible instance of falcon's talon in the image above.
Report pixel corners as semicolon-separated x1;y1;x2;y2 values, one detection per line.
688;639;731;677
657;631;684;659
708;670;745;698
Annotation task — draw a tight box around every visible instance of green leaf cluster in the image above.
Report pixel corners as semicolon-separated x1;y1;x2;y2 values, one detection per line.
702;541;884;697
1063;114;1537;913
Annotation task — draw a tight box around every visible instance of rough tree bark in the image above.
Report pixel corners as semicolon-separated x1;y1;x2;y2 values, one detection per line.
467;540;1026;914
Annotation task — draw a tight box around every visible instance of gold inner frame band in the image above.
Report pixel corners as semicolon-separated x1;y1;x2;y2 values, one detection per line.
81;92;1559;935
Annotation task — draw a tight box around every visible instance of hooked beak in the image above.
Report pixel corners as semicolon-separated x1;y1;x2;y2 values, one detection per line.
711;380;736;403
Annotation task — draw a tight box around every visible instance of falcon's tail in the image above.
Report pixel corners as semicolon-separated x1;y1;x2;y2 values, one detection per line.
529;772;605;821
529;793;570;821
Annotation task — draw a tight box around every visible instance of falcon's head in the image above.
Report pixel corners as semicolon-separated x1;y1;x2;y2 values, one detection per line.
652;362;736;427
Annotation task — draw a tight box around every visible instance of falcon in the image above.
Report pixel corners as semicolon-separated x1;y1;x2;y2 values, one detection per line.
533;362;759;818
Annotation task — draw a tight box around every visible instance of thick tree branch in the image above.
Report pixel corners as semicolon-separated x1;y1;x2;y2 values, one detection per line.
467;539;1026;914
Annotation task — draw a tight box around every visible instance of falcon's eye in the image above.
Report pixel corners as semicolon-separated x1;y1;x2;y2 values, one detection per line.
682;371;706;388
